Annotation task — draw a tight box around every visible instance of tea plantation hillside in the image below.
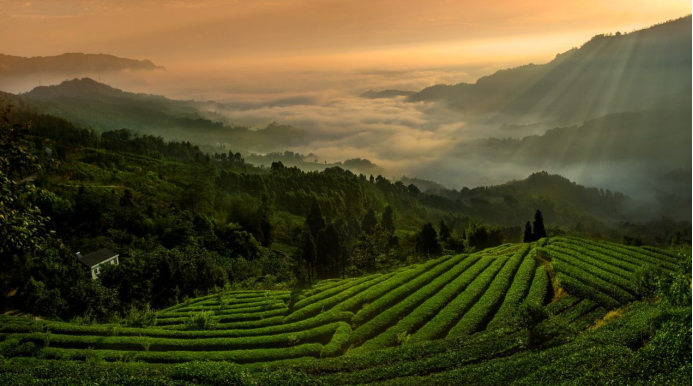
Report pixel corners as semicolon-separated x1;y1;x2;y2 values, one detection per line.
0;237;689;385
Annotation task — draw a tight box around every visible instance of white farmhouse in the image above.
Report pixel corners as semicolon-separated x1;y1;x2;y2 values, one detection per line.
76;249;120;279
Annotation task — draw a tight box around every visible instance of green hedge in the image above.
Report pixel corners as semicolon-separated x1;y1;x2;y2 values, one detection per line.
152;308;289;326
159;302;287;319
1;311;354;340
9;322;344;352
160;316;285;330
320;322;352;358
39;343;324;364
544;295;580;314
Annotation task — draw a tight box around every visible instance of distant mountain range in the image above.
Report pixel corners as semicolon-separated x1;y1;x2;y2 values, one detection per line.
371;16;692;127
15;78;307;153
0;53;164;78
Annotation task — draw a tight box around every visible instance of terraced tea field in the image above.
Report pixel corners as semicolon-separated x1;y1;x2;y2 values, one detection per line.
0;237;688;385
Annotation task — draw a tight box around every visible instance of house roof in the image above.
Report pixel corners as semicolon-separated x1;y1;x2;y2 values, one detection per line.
79;248;118;268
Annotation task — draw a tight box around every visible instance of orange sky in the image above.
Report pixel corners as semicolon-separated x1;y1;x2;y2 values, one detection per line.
2;0;690;73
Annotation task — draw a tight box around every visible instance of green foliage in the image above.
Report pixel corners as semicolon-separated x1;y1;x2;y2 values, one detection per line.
631;264;666;297
0;105;52;290
415;223;442;256
124;304;157;328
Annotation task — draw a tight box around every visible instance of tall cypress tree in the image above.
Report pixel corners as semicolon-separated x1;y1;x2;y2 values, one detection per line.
523;221;533;243
533;210;547;240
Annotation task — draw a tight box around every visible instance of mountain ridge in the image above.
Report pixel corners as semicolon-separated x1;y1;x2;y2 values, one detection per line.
405;15;692;125
0;52;164;78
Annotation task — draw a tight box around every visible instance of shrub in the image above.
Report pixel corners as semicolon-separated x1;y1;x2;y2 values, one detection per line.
124;304;157;328
84;347;102;366
185;311;216;330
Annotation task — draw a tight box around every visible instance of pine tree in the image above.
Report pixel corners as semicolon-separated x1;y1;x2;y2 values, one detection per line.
382;206;395;234
306;200;326;238
300;230;317;285
416;223;442;256
361;208;378;234
439;220;451;242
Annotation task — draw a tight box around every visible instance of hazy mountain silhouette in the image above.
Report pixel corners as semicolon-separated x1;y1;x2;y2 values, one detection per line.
407;16;692;126
0;53;164;78
20;78;307;152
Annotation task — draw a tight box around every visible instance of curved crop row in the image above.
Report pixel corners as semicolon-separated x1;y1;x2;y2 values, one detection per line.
155;308;289;326
348;254;482;348
164;298;287;314
158;302;287;319
164;292;289;312
545;249;637;294
546;243;635;278
160;316;285;331
551;259;635;304
552;238;653;271
353;255;489;352
331;255;454;315
320;322;352;358
487;246;537;328
555;273;620;308
641;246;684;260
351;254;466;326
292;274;383;311
522;265;550;308
558;299;598;322
448;246;531;337
8;322;344;352
39;343;323;364
570;307;606;330
408;255;509;344
545;296;580;315
3;312;353;340
564;237;677;270
284;273;396;323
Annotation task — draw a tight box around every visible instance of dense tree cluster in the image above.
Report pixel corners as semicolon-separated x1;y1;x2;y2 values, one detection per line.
523;210;548;242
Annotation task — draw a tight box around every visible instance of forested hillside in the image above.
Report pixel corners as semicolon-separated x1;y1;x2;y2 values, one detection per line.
3;104;687;325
